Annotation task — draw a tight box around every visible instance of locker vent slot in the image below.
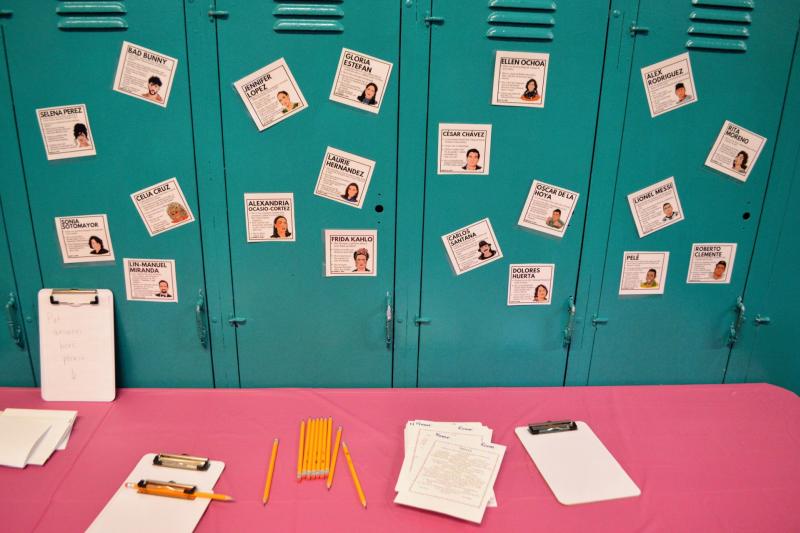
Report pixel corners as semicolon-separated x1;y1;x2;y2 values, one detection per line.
686;0;753;52
57;1;127;31
273;1;344;33
487;0;556;41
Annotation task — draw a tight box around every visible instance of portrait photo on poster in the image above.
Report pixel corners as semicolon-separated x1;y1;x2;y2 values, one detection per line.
438;124;492;175
329;48;393;115
640;52;697;117
441;218;503;276
244;193;295;242
54;214;115;264
324;229;378;277
233;57;308;132
518;179;580;238
314;147;376;209
491;51;549;108
123;258;178;303
507;264;555;306
36;104;96;160
627;176;684;238
704;121;767;183
619;251;670;296
687;243;737;284
130;177;195;237
113;41;178;108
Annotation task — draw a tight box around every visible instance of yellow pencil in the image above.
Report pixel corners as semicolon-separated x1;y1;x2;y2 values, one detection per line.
324;417;332;475
262;438;279;505
316;417;325;478
302;417;313;479
296;420;305;481
342;442;366;508
326;425;342;490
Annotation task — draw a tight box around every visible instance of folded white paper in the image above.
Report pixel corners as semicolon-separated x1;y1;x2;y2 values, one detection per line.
1;409;77;465
0;416;53;468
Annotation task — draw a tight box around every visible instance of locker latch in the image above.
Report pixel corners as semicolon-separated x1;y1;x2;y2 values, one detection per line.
208;9;229;20
0;9;13;18
228;316;247;328
591;315;608;327
424;15;444;26
629;21;649;36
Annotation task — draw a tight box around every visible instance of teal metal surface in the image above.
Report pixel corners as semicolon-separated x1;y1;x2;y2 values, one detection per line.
1;0;214;386
0;218;34;385
726;33;800;394
579;0;800;385
416;0;610;386
216;0;399;387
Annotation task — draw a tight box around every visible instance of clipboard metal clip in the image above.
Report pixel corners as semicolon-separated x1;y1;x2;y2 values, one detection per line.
49;289;99;306
126;479;197;498
153;453;210;471
527;420;577;435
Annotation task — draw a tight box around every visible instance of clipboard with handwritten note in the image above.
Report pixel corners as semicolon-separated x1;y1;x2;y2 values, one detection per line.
38;289;115;402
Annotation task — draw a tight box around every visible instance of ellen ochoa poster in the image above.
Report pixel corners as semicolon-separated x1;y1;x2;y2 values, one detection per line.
491;51;549;108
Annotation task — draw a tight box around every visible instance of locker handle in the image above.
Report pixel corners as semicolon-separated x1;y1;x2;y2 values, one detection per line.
562;296;576;347
5;293;23;348
385;291;393;350
195;291;208;348
0;9;13;18
424;15;444;26
754;315;770;326
727;296;746;347
629;22;649;35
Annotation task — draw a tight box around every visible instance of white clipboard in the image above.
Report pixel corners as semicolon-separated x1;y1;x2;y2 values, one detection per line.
38;289;115;401
87;453;225;533
515;421;640;505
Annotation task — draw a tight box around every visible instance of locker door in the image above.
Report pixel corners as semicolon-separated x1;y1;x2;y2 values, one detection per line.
216;1;399;386
1;1;214;386
583;0;800;385
416;1;611;386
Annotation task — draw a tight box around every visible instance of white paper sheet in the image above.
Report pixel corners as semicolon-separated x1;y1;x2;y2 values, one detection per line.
1;409;77;465
0;416;53;468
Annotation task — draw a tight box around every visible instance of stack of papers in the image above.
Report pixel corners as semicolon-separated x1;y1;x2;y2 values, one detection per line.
0;409;77;468
394;420;506;524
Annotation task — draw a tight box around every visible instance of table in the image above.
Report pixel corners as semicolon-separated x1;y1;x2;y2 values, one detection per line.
1;384;798;532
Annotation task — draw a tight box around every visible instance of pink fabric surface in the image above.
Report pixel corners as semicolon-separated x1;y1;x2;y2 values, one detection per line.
1;384;799;532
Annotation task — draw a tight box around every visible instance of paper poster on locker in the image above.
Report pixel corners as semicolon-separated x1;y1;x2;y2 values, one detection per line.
329;48;393;114
507;264;555;306
233;58;307;131
518;179;579;238
324;229;377;277
123;258;178;303
491;51;549;108
36;104;96;160
704;121;766;182
130;177;195;237
627;177;684;238
640;53;697;117
618;251;669;295
441;218;503;276
54;214;114;263
244;193;295;242
113;41;178;108
314;147;375;209
438;124;492;175
687;243;737;284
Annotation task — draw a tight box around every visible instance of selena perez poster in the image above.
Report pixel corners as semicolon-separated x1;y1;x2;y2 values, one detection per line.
234;57;307;132
130;177;195;237
640;52;697;117
705;121;767;183
618;251;669;295
507;264;555;306
441;218;503;276
438;124;492;175
687;243;737;284
54;214;114;264
492;51;549;108
244;193;295;242
113;41;178;108
329;48;393;115
627;176;684;238
36;104;96;160
518;179;580;238
324;229;377;277
123;258;178;303
314;147;376;209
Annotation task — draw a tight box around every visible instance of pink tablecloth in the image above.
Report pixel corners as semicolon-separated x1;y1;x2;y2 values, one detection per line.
1;384;798;532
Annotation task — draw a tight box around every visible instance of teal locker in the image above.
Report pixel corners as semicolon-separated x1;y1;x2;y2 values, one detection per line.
1;1;214;386
575;0;800;385
415;1;611;386
726;33;800;394
215;0;400;386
